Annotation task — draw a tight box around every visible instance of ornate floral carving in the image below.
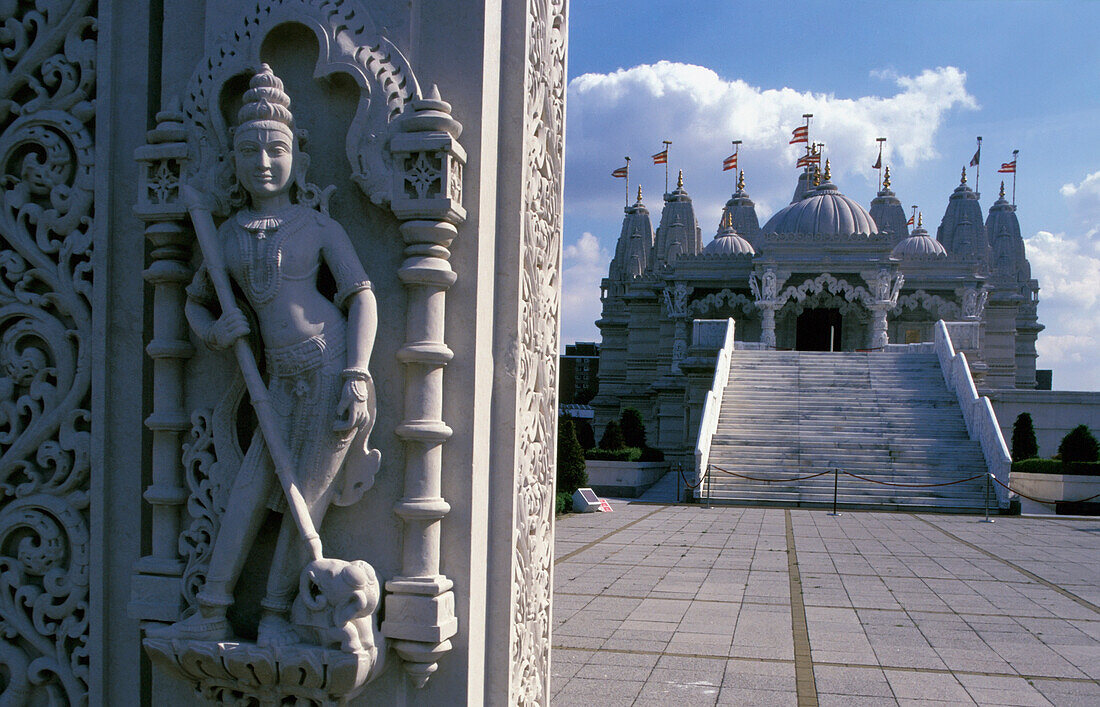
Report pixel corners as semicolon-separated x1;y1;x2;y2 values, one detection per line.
0;1;95;702
689;289;758;317
896;290;963;321
510;0;566;703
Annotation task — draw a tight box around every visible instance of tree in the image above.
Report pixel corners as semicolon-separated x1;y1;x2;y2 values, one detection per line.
1058;425;1100;463
620;408;647;449
1011;412;1039;461
557;418;588;494
575;419;595;450
599;420;625;450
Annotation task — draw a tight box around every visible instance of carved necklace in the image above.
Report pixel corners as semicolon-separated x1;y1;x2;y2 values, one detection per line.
234;206;304;305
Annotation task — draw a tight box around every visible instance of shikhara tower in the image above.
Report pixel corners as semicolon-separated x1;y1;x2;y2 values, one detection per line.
593;162;1042;455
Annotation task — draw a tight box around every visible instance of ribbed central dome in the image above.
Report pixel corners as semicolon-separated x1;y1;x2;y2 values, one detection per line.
763;181;879;237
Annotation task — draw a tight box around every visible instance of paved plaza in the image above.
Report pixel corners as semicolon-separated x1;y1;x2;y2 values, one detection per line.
551;503;1100;706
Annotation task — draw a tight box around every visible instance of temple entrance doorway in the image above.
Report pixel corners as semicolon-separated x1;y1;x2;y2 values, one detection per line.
796;308;842;351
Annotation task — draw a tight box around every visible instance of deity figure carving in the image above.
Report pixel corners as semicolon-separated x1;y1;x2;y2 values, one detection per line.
151;66;382;649
961;287;989;319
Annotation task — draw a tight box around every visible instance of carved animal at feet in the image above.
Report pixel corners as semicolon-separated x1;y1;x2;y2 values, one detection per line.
291;558;384;658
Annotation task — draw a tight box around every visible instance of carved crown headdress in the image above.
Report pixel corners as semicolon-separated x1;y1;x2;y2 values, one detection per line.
237;65;295;134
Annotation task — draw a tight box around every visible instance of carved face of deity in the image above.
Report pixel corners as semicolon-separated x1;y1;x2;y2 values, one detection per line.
233;125;296;206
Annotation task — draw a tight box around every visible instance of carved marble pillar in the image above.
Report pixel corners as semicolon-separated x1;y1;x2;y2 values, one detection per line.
131;106;193;618
759;306;777;348
869;304;890;349
382;89;466;687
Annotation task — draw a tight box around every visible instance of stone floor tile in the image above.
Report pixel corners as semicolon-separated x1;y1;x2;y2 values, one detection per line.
633;680;721;706
715;687;798;706
551;677;644;706
812;664;892;697
883;669;974;702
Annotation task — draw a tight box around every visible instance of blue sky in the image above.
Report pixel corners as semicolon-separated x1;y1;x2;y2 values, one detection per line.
561;1;1100;390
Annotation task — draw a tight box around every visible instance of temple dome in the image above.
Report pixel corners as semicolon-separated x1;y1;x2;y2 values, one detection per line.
763;177;879;237
704;214;755;255
891;217;946;259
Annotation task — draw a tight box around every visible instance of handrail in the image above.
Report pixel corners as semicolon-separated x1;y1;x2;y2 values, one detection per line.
934;320;1012;508
694;318;736;498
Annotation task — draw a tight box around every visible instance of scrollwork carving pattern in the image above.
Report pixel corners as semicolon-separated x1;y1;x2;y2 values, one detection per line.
0;1;96;702
511;0;566;703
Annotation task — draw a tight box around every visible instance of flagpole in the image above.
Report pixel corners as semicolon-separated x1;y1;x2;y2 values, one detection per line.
732;140;741;189
1012;149;1019;205
663;140;672;194
876;137;886;190
624;156;631;207
975;136;982;196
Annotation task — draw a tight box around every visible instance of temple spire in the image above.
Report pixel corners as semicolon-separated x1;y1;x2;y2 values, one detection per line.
960;166;967;185
677;170;684;189
883;165;891;190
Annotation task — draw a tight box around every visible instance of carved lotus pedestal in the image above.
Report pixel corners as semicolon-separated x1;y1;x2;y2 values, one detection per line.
144;638;382;705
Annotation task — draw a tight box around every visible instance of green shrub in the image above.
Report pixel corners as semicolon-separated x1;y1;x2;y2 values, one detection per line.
1012;458;1100;476
620;408;647;448
555;491;573;514
639;446;665;462
575;419;595;450
1058;425;1100;463
599;420;625;450
585;446;642;462
557;418;588;494
1011;412;1039;462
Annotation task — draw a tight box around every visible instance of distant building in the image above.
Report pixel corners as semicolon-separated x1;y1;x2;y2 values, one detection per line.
560;342;600;405
593;161;1043;456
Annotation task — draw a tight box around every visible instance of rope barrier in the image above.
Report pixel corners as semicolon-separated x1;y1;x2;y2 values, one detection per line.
989;473;1100;506
690;462;1100;509
708;465;833;483
678;466;703;490
839;470;987;488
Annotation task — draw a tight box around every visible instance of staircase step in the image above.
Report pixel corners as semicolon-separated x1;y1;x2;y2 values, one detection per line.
702;351;992;512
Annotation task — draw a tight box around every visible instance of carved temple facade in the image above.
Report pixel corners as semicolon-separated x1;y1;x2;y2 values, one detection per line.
593;165;1043;458
0;0;566;704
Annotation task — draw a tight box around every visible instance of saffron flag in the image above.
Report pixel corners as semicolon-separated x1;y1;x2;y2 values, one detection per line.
970;146;981;167
998;159;1016;174
789;126;809;144
612;165;628;178
652;149;668;165
723;153;738;171
796;153;821;168
872;153;882;170
906;215;915;226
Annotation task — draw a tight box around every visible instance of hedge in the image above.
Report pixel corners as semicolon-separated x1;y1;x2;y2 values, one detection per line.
1011;458;1100;476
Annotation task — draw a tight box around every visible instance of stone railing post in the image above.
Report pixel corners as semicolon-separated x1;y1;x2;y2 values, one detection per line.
381;86;466;687
130;104;194;620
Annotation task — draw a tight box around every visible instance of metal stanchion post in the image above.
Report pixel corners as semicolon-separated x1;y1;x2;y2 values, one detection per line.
980;473;995;523
706;463;712;509
828;467;841;516
676;463;681;503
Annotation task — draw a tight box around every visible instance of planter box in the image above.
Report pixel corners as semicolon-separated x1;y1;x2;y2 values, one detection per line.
1012;472;1100;515
584;461;669;498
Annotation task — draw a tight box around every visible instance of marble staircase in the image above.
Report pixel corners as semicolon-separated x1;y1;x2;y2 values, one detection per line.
703;350;992;512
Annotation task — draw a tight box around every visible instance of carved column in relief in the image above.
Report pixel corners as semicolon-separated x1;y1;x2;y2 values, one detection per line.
382;88;465;687
132;106;192;610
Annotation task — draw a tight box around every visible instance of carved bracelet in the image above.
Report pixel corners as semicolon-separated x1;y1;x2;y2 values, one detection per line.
342;367;373;382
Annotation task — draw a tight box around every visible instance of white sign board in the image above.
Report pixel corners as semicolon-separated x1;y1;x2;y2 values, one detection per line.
573;488;602;513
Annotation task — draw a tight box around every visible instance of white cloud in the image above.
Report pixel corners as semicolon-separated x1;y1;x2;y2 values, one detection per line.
561;232;609;344
1025;229;1100;389
1060;170;1100;243
566;61;977;223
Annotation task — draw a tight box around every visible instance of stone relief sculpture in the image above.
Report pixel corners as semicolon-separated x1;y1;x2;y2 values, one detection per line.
134;3;467;697
152;66;382;649
141;65;393;703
